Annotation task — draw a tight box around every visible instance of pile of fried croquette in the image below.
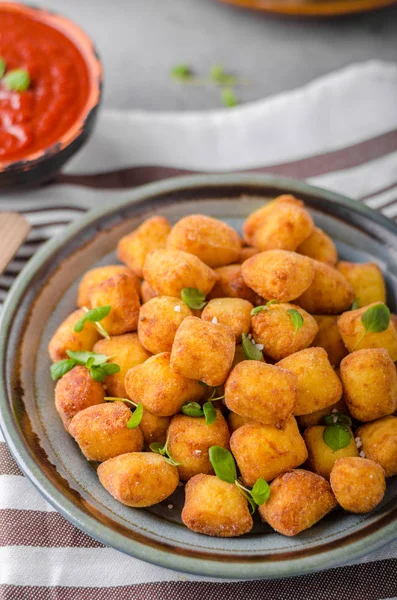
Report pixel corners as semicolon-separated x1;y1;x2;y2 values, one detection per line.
48;195;396;538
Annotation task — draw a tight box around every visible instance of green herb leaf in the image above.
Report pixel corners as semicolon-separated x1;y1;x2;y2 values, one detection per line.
74;305;111;333
361;303;390;333
127;402;143;429
199;381;209;387
150;442;166;455
50;359;76;381
251;305;265;316
203;401;217;425
101;363;121;375
3;68;30;92
246;495;257;514
210;64;237;85
352;303;391;351
64;351;119;382
323;423;352;452
89;366;107;381
251;300;279;316
221;87;238;108
209;446;237;484
66;350;109;366
351;298;360;310
236;484;257;514
0;58;6;78
171;64;193;81
181;287;207;310
181;402;204;417
164;456;181;467
86;356;95;369
234;480;258;514
324;412;352;427
266;299;280;307
241;333;263;361
287;309;304;334
150;438;181;465
250;478;271;505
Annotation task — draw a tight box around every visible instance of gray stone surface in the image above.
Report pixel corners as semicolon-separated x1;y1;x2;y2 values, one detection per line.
44;0;397;110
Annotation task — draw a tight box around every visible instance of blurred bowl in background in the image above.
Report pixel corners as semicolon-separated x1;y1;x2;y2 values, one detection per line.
0;3;102;190
218;0;397;15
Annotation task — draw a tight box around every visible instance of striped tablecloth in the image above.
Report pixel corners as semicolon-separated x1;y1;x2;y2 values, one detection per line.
1;60;397;600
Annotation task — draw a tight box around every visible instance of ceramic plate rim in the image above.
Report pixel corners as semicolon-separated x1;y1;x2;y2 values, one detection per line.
1;173;397;579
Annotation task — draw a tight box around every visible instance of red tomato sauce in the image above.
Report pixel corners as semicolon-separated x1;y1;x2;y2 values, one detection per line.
0;9;90;162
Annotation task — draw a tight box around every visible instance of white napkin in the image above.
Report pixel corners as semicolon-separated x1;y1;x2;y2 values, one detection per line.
1;60;397;596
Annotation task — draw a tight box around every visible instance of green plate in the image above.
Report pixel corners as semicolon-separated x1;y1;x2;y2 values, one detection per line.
1;174;397;579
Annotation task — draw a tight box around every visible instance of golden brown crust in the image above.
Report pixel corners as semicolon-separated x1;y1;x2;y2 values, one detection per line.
297;227;338;266
227;411;255;434
251;303;318;361
182;474;253;537
330;457;386;513
225;361;297;428
170;316;235;387
236;246;259;263
230;416;308;486
69;401;143;461
98;452;179;507
277;347;343;416
208;264;261;304
337;302;397;361
77;265;140;308
89;272;141;336
296;260;355;314
241;250;314;302
297;398;349;429
201;298;253;342
93;333;151;397
55;365;105;430
143;249;217;297
117;216;171;278
125;352;206;416
243;195;313;251
140;281;158;303
312;315;348;367
357;416;397;477
138;296;192;354
139;411;170;448
167;410;230;481
340;348;397;422
48;308;101;362
304;425;358;480
166;214;241;268
336;261;386;307
259;469;337;536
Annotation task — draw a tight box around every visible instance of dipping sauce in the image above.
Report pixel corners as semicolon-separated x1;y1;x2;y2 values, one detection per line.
0;8;90;163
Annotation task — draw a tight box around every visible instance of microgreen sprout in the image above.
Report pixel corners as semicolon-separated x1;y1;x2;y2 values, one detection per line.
74;305;111;339
352;303;390;351
150;435;180;466
241;333;263;361
287;309;304;334
181;288;207;310
104;396;143;429
209;446;270;513
50;351;120;382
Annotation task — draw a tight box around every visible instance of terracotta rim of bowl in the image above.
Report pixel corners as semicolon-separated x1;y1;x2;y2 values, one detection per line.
217;0;397;15
0;2;102;172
